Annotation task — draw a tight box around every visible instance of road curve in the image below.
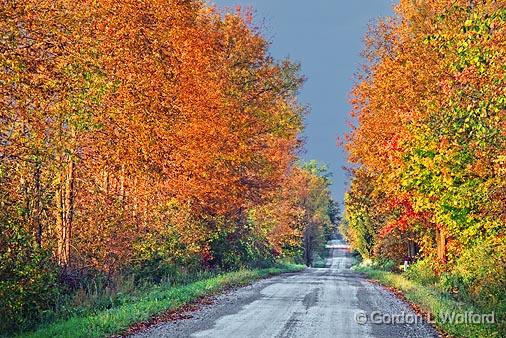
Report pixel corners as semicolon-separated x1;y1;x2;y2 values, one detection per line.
131;241;438;338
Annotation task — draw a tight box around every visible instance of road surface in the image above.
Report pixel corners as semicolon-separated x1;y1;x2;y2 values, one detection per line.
131;241;438;338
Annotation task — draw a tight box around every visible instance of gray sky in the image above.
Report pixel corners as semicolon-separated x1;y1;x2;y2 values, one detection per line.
210;1;395;204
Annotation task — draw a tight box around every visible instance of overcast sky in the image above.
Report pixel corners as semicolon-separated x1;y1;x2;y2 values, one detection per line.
209;1;395;204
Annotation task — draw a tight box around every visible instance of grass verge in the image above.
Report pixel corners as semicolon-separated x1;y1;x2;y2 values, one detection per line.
354;265;503;338
18;263;304;338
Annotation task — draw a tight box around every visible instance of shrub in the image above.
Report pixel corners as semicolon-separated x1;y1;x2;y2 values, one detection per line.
130;225;206;284
311;253;326;268
358;257;396;272
449;237;506;318
209;225;275;271
406;239;506;334
374;258;396;271
405;258;438;286
373;229;408;264
0;221;61;332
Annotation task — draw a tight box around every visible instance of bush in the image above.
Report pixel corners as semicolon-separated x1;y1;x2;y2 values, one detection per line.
311;253;326;268
405;258;438;286
405;239;506;334
374;258;396;271
358;257;396;272
130;226;206;284
0;221;61;333
372;229;408;264
209;225;275;271
449;237;506;322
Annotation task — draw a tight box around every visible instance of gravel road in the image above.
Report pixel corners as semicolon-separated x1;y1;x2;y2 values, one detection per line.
131;241;439;338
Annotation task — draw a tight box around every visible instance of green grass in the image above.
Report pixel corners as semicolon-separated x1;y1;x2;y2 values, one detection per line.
18;264;304;338
354;264;503;338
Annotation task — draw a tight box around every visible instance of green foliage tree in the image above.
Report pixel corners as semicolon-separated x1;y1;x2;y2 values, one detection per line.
344;0;505;327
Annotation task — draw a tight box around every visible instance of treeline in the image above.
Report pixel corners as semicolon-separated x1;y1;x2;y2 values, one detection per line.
0;0;337;332
343;0;505;327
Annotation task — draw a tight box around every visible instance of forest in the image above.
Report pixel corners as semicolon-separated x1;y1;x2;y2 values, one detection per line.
342;0;505;333
0;0;338;333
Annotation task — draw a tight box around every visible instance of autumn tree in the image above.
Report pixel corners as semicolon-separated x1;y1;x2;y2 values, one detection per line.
254;161;337;266
2;0;315;331
344;0;505;321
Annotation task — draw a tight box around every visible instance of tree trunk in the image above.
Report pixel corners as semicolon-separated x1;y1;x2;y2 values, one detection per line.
436;227;447;263
102;168;109;193
303;223;313;266
407;239;418;258
119;164;125;205
33;161;42;245
55;155;75;268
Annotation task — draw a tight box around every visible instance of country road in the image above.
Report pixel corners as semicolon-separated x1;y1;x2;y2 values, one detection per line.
131;241;438;338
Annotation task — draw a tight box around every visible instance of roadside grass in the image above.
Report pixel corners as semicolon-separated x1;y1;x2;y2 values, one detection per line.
353;264;503;338
18;263;304;338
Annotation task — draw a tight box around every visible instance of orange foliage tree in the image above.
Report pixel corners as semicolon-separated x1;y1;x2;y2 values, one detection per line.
1;0;342;331
1;0;320;329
